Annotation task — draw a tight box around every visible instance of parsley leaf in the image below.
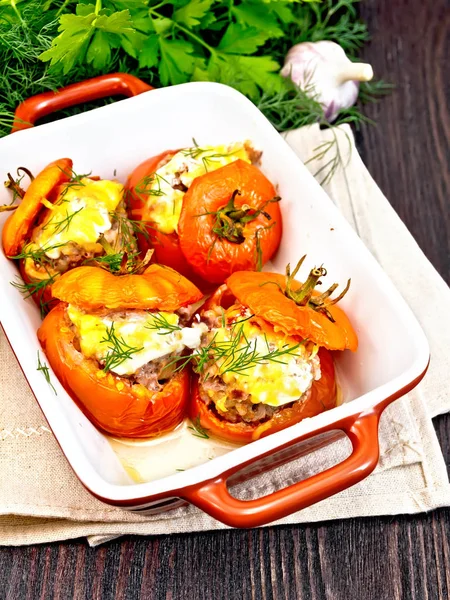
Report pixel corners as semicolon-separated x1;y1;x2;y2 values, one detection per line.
158;38;195;86
138;33;160;69
232;4;285;38
196;53;283;101
173;0;215;28
218;23;272;55
0;0;389;140
86;30;113;69
39;6;134;73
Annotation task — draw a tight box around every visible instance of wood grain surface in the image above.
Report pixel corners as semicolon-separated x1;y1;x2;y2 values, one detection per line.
0;1;449;598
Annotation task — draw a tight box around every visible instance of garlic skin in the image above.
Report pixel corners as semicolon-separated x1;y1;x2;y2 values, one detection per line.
280;41;373;122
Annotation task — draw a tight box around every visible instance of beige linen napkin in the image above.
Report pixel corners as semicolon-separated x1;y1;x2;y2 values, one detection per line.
1;124;449;547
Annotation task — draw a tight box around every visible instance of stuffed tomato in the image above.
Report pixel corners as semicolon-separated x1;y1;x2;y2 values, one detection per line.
37;264;205;438
125;142;282;287
189;257;358;443
2;158;137;314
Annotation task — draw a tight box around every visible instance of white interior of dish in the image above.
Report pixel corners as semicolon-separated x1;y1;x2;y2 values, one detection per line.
0;83;429;501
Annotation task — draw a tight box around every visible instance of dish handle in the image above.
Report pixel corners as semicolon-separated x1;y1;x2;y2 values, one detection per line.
12;73;153;133
183;408;383;528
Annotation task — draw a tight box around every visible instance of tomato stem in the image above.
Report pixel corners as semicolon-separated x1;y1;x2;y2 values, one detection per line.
5;172;25;200
211;189;280;244
284;256;351;322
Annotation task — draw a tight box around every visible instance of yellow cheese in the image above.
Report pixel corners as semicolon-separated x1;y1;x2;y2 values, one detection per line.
67;307;205;376
144;142;254;234
35;178;124;259
204;319;320;408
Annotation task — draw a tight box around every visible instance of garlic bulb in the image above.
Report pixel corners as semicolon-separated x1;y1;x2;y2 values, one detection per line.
280;41;373;122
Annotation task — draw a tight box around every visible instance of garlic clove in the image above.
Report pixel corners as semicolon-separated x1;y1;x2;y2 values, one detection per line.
281;41;374;122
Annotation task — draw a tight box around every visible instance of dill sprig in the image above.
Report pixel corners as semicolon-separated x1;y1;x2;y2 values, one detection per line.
57;167;90;201
12;241;67;264
180;144;240;172
201;151;240;173
305;127;354;187
10;272;57;299
257;84;325;132
188;416;210;440
195;323;304;378
59;166;91;184
164;317;304;379
90;252;128;273
112;212;152;248
134;172;171;198
145;313;182;336
37;350;57;395
358;79;395;104
10;273;57;317
50;206;84;234
100;322;143;373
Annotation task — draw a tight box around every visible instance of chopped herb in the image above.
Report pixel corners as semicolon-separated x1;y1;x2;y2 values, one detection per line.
11;272;58;317
201;150;240;173
56;167;91;202
58;166;91;185
111;212;152;250
100;322;143;372
192;320;304;378
180;144;237;169
90;252;128;273
134;171;171;198
145;313;182;336
12;242;67;265
50;206;84;235
162;316;303;379
188;416;210;440
37;351;57;395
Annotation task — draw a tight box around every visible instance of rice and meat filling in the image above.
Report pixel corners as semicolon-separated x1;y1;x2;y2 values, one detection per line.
195;304;322;425
23;179;136;276
66;306;206;392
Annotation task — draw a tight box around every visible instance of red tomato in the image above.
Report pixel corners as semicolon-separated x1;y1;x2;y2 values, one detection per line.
189;348;336;444
125;153;282;288
187;272;346;444
2;158;72;313
2;158;72;258
226;270;358;352
178;160;282;284
38;304;190;438
38;264;203;438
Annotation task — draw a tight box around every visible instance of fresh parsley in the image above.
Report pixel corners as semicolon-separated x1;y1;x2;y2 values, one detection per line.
0;1;390;138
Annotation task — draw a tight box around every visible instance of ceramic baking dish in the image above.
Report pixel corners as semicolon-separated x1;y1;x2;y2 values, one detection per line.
0;74;430;527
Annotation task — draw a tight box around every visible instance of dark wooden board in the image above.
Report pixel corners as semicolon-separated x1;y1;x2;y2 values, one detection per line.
0;0;449;598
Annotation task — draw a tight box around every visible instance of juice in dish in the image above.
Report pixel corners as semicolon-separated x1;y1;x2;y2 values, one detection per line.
107;421;241;483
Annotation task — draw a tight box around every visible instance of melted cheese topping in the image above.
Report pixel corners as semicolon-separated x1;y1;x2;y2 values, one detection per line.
67;306;206;376
144;142;254;234
34;178;124;259
201;318;321;410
